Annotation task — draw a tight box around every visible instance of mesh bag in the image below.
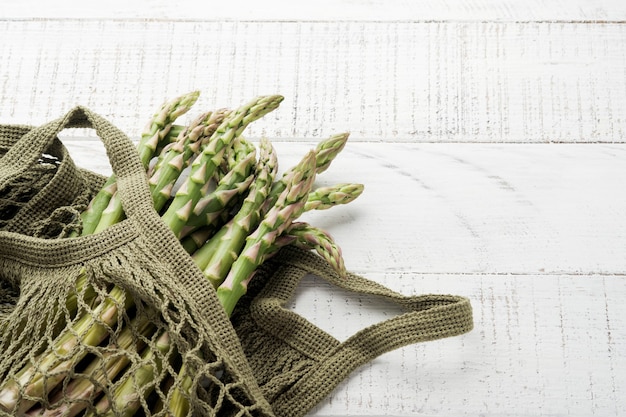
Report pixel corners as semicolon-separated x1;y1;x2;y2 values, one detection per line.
0;107;473;417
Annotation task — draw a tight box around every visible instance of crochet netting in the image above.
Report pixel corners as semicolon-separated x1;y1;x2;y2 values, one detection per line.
0;129;97;239
0;108;473;417
0;113;276;417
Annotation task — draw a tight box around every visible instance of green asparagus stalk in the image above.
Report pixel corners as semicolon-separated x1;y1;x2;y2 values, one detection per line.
86;331;172;417
285;222;347;278
0;286;133;414
263;132;350;215
148;109;230;212
260;183;364;275
192;138;278;289
181;137;257;236
165;365;193;417
304;183;364;211
77;180;117;236
79;92;199;235
136;92;201;168
178;138;258;253
313;132;349;174
180;226;217;255
160;95;284;238
92;108;227;233
217;150;317;316
26;318;155;417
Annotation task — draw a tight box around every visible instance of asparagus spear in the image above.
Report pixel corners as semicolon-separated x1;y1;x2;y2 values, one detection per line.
86;331;172;417
80;92;199;235
181;137;257;235
148;109;229;212
26;318;155;417
0;286;133;414
192;138;278;289
314;132;349;174
177;138;259;253
160;95;284;238
263;132;350;216
285;222;347;278
304;183;364;211
92;108;227;233
217;150;317;316
260;182;365;276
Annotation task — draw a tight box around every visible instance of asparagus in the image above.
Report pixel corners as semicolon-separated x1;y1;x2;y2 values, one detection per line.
79;92;199;235
313;132;349;174
161;95;284;238
77;180;117;236
0;286;133;414
148;109;229;212
285;222;347;278
177;138;258;253
192;138;278;289
26;318;155;417
217;150;317;316
260;182;364;276
304;183;364;211
92;109;227;233
181;137;257;235
166;371;192;417
136;92;201;168
263;132;350;215
86;331;172;417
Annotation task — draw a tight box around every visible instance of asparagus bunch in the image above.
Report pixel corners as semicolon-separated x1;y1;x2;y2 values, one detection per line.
0;92;364;417
79;92;199;236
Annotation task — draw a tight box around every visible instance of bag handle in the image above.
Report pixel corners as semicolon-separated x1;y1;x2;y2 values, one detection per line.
0;106;155;224
0;107;177;267
251;246;473;415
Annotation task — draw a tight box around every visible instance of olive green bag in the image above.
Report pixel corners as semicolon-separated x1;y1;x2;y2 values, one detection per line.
0;107;473;417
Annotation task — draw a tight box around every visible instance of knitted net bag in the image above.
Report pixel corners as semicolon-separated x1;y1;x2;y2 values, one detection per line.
0;107;473;417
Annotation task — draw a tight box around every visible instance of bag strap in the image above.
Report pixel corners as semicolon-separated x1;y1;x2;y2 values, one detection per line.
253;246;473;416
0;107;177;267
0;106;155;225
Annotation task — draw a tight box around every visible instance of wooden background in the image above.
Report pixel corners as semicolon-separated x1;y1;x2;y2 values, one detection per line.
2;1;626;416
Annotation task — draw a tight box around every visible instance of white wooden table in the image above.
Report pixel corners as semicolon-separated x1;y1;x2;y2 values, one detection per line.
2;1;626;416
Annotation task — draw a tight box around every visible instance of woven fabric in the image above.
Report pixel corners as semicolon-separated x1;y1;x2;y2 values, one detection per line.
232;246;473;417
0;107;473;417
0;108;274;417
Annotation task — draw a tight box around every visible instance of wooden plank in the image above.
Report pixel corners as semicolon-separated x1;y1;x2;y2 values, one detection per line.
63;140;626;275
2;0;626;21
1;20;625;143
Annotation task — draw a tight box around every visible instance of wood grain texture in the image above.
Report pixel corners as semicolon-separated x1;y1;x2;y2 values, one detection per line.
2;0;626;21
1;20;625;142
65;141;626;276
